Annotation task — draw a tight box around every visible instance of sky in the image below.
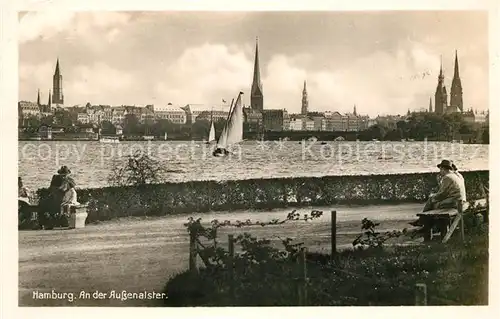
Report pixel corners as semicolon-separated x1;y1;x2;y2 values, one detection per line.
18;11;489;117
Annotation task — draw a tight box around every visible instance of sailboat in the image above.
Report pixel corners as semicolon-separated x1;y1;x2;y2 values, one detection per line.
213;92;244;157
206;121;216;145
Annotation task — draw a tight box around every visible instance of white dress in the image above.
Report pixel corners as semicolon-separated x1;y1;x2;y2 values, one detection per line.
61;188;80;213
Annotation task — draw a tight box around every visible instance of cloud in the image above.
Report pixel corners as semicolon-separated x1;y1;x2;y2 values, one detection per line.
18;12;488;117
258;42;487;116
155;43;253;105
18;61;54;101
19;11;77;43
65;63;134;105
19;11;131;46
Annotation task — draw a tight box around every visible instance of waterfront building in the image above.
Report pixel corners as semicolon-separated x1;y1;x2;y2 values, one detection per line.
289;116;304;131
243;107;263;132
346;113;361;132
312;116;327;131
262;109;290;131
111;107;126;125
77;112;90;124
181;103;230;124
304;117;315;131
140;107;155;124
18;101;40;118
195;110;229;122
154;105;188;124
323;111;344;131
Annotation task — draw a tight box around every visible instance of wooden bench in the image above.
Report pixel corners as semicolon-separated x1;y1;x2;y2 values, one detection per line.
416;199;487;243
19;200;88;230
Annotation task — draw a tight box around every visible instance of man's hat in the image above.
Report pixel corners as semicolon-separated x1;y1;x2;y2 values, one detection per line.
437;159;453;170
57;166;71;175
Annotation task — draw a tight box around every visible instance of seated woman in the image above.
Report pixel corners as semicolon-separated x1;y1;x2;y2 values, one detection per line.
61;178;80;214
18;177;34;229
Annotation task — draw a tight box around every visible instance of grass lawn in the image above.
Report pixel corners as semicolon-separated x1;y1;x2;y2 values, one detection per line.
163;223;488;306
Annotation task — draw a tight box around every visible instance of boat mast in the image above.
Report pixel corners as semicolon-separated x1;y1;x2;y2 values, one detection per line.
225;98;235;123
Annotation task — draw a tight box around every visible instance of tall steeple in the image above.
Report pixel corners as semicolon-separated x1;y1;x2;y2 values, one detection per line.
52;57;64;105
301;80;308;115
434;55;447;114
450;50;463;112
429;97;433;112
250;37;263;112
37;89;41;106
48;89;52;108
353;104;357;116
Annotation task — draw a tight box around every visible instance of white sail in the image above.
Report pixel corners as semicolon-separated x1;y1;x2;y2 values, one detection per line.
217;92;243;149
208;121;216;142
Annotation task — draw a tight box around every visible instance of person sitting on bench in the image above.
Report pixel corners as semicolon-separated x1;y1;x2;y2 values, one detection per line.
422;159;466;212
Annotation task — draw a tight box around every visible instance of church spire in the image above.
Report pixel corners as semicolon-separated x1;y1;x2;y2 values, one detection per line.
453;50;460;78
450;50;463;112
55;57;61;75
250;37;263;111
48;89;52;107
301;80;308;115
52;57;64;105
439;55;444;80
434;55;447;114
353;104;357;116
429;97;433;112
37;89;41;106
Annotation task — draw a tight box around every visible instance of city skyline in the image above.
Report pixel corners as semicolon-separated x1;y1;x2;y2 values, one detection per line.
19;11;488;117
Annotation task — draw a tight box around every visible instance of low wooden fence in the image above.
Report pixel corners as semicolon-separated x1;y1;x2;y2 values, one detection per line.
185;203;487;306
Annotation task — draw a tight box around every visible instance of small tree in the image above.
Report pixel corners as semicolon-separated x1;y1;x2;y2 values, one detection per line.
108;150;165;186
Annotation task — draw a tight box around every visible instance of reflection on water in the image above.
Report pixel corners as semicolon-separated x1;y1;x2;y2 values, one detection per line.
18;140;488;190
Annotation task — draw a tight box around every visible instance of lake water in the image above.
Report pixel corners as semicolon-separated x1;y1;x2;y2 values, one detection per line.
18;140;489;190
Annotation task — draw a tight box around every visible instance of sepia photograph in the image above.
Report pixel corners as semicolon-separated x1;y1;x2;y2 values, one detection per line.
15;8;491;309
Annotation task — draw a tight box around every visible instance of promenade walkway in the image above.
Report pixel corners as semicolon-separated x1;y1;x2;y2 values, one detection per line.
18;203;422;306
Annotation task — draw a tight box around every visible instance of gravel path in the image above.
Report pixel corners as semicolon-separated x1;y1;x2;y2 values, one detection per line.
18;203;422;306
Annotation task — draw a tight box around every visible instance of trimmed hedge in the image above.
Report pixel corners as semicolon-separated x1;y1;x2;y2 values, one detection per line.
36;170;489;223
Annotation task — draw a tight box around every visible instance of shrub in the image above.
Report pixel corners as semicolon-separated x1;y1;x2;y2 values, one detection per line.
162;212;488;306
35;170;489;223
108;150;166;186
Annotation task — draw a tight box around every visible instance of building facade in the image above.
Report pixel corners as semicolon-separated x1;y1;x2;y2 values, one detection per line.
154;106;187;124
262;109;290;131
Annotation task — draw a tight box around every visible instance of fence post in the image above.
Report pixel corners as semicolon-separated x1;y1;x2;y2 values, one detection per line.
331;211;337;261
415;283;427;306
228;234;235;301
189;231;198;274
297;247;308;306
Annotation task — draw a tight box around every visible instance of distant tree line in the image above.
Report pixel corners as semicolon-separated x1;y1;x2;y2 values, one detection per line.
359;112;488;143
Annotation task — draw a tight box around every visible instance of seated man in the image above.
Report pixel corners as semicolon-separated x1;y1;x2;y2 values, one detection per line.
423;159;465;212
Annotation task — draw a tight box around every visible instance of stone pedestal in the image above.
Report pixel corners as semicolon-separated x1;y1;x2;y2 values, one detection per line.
68;205;88;229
